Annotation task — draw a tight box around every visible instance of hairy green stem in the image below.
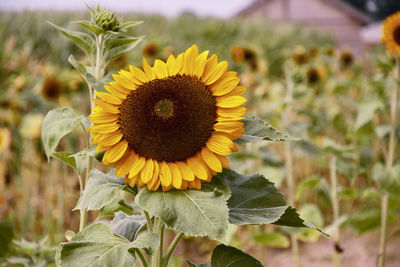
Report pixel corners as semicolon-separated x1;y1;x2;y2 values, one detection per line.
159;224;165;266
378;56;399;267
145;211;153;233
134;248;149;267
152;218;162;267
330;156;341;267
162;232;184;267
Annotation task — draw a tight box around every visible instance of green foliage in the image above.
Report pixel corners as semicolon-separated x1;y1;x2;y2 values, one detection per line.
253;232;290;248
373;162;400;198
0;221;14;258
295;176;321;201
211;244;263;267
41;107;84;159
110;211;146;242
74;169;131;211
136;178;231;242
354;97;383;130
236;116;298;144
56;223;137;267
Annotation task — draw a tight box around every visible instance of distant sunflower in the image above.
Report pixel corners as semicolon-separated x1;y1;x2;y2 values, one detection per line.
306;67;320;84
142;42;158;57
89;45;247;191
230;46;245;63
292;46;308;66
339;50;353;67
41;76;62;101
381;11;400;56
309;47;319;58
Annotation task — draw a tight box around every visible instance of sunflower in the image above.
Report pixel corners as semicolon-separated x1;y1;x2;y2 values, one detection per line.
142;42;159;57
41;76;62;101
339;50;353;67
230;46;245;63
89;45;247;191
292;46;308;66
381;11;400;56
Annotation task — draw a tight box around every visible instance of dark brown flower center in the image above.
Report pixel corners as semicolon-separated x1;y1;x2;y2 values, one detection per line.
393;26;400;45
118;74;217;162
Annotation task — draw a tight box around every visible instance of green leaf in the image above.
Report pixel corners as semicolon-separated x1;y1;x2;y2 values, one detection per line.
187;260;210;267
100;199;134;216
41;107;84;159
68;55;107;92
211;244;263;267
110;211;146;242
354;97;383;130
136;178;231;241
74;169;126;211
56;223;135;267
373;162;400;198
215;169;310;228
236;116;299;144
253;231;290;248
52;151;76;170
0;221;14;257
104;36;142;63
115;21;143;32
348;209;395;235
295;176;321;201
75;20;104;35
48;21;94;56
130;232;159;255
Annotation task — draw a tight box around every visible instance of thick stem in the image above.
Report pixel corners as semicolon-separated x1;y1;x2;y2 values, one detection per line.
134;248;149;267
283;68;302;267
159;224;165;266
378;57;399;267
145;211;153;233
152;218;162;267
330;156;341;267
161;232;184;267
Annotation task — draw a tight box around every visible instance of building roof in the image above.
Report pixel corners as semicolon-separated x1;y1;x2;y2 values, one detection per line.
235;0;371;25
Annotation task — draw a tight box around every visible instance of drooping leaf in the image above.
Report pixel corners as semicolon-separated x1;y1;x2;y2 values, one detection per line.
75;20;104;35
236;116;298;144
373;162;400;199
52;151;87;176
74;169;127;211
104;36;142;63
136;179;231;241
295;176;321;201
354;97;383;130
130;232;159;255
41;107;84;159
253;231;290;248
211;244;263;267
110;211;146;242
0;221;14;257
215;169;311;228
48;22;94;56
56;223;135;267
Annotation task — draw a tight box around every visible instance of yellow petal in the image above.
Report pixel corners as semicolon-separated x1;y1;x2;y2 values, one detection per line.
211;75;240;96
169;53;184;76
223;128;245;140
216;96;247;108
93;99;120;114
95;92;122;105
182;44;200;75
140;159;154;183
187;156;208;181
152;179;161;191
102;140;129;164
88;122;120;133
104;85;127;99
113;73;137;90
128;174;140;187
181;180;189;190
217;107;248;118
214;121;244;133
115;152;138;177
95;144;111;153
169;162;182;189
188;178;201;190
162;185;173;192
160;161;172;187
96;132;123;146
175;161;195;181
129;156;146;178
216;154;230;169
194;50;209;78
142;57;156;80
224;85;247;97
89;113;119;124
201;147;222;172
128;65;148;84
206;134;233;156
154;59;168;79
148;160;160;189
202;60;228;85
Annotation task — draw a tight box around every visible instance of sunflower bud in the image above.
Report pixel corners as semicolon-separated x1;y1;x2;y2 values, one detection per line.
93;8;120;32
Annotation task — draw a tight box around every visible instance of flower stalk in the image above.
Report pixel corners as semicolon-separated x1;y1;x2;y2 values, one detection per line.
329;155;341;267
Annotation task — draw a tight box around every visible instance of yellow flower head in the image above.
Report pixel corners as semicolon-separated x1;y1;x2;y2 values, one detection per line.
230;46;245;63
292;46;308;66
0;128;11;154
41;76;63;101
142;42;159;57
381;11;400;56
339;50;353;67
89;45;247;191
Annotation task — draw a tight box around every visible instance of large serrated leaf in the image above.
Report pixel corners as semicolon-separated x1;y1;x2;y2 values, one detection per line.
215;169;314;229
56;223;135;267
236;116;298;144
211;244;263;267
74;169;126;211
48;22;94;56
41;107;84;159
136;179;231;242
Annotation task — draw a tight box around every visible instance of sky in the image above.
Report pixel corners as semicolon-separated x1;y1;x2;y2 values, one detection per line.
1;0;252;18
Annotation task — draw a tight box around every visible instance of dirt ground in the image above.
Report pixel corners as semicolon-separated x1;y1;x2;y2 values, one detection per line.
176;228;400;267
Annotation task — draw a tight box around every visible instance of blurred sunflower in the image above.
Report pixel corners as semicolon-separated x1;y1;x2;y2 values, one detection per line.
309;47;319;58
142;42;159;57
381;11;400;56
306;66;326;84
0;128;11;154
292;46;308;66
89;45;247;191
41;76;63;101
339;50;353;67
230;46;245;63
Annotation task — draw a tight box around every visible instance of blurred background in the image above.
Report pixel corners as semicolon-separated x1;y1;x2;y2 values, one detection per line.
1;0;400;266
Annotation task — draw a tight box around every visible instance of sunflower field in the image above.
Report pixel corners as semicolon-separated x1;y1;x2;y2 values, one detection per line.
1;6;400;267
